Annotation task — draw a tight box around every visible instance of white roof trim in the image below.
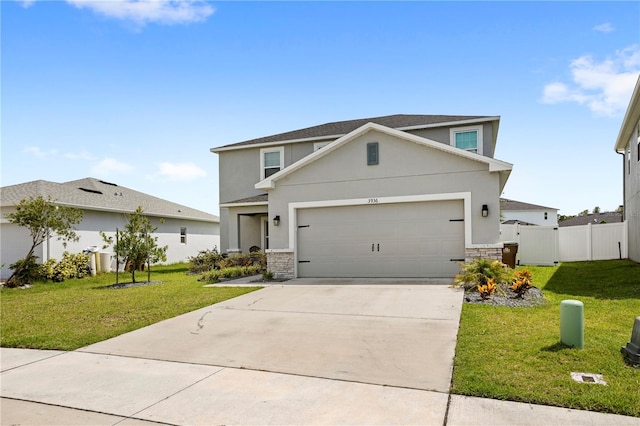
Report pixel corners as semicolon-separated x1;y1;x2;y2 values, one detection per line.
615;75;640;152
219;201;268;208
211;116;500;153
255;122;512;190
43;202;219;223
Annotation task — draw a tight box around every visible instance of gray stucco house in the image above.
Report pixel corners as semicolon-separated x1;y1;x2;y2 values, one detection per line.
211;114;512;278
615;76;640;263
0;178;220;279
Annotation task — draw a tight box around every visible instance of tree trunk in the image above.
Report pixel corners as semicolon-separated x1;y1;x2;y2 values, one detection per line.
6;246;37;287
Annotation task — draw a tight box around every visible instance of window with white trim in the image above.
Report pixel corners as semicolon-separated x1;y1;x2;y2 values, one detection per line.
450;126;483;155
260;147;284;179
180;227;187;244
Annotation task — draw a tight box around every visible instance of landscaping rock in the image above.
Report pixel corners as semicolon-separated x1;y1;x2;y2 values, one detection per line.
464;285;546;307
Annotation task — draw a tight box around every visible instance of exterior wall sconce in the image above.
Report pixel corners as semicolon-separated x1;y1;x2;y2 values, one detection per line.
273;215;281;226
482;204;489;217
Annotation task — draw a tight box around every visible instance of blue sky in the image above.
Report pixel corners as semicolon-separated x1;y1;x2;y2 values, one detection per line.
2;1;639;217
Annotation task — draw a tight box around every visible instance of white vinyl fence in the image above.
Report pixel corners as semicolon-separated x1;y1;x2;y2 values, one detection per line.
500;222;628;266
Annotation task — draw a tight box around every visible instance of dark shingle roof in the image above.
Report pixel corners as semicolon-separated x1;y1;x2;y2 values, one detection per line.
559;212;623;227
500;198;557;211
1;178;219;222
223;194;268;204
213;114;493;150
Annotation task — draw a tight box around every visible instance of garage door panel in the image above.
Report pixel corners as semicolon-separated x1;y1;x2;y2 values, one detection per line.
297;200;465;278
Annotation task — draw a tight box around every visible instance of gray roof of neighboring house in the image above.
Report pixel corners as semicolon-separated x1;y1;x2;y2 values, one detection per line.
558;212;623;227
500;198;558;211
1;178;219;222
212;114;496;150
501;219;538;226
222;194;268;205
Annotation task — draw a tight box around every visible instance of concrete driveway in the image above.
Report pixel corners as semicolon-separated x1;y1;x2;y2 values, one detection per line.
1;279;464;424
81;279;463;392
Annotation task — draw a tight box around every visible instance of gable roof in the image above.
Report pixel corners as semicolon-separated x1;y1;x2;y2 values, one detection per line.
500;198;557;211
255;122;512;191
1;178;219;222
212;114;499;152
615;75;640;152
559;212;623;227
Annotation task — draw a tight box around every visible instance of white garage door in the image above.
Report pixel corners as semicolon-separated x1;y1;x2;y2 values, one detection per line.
296;200;465;278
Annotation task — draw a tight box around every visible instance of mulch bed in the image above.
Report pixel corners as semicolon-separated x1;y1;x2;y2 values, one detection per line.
104;281;163;290
464;285;546;307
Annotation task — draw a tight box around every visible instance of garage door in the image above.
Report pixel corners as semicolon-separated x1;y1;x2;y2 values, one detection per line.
296;200;465;278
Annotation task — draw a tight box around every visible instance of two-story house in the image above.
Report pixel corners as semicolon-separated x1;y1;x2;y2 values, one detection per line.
615;76;640;263
211;114;513;279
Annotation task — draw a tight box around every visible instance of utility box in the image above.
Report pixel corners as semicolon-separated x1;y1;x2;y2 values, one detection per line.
560;300;584;349
621;316;640;366
502;242;519;268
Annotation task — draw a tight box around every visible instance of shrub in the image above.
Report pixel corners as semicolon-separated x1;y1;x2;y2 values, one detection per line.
188;247;223;274
199;265;263;284
454;258;513;292
510;269;533;298
41;252;92;282
219;251;266;270
477;278;496;300
7;256;43;286
262;270;274;281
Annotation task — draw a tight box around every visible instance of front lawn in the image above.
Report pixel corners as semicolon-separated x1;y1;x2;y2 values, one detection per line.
0;263;261;350
451;260;640;417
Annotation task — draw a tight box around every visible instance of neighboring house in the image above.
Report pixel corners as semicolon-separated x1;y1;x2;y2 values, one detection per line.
500;198;559;226
615;75;640;263
0;178;220;279
211;114;512;278
558;212;623;227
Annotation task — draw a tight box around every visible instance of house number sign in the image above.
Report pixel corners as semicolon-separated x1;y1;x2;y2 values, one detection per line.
368;198;379;204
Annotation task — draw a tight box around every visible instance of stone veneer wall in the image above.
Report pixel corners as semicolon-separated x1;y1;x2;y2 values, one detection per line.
266;250;294;280
465;246;503;262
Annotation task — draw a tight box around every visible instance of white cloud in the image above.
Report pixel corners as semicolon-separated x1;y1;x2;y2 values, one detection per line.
92;157;133;175
24;146;58;159
156;162;207;181
64;150;95;161
66;0;215;26
540;45;640;116
593;22;614;33
17;0;37;8
24;146;47;158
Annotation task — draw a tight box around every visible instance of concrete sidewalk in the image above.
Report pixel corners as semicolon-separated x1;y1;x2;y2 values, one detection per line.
2;281;639;425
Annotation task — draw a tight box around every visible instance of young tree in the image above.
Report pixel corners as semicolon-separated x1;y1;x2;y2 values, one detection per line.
101;206;167;283
6;196;83;287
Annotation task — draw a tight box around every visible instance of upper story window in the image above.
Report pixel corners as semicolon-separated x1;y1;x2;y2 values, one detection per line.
450;126;483;155
180;227;187;244
260;147;284;179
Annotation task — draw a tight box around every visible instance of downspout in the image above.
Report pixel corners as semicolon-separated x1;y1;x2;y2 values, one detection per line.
617;151;626;221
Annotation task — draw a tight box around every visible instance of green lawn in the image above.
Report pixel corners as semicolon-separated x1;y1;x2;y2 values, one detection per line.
0;263;261;350
451;260;640;417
